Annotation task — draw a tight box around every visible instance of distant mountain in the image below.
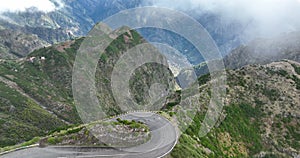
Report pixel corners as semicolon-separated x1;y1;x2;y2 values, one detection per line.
0;0;252;60
0;28;47;59
224;31;300;69
176;31;300;83
0;0;143;59
136;14;247;65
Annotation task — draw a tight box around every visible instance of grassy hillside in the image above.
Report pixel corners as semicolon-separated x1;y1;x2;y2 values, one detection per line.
0;39;83;147
0;39;82;124
0;26;174;147
0;80;65;147
95;27;175;114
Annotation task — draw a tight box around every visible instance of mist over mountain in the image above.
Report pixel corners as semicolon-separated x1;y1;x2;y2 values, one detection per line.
0;0;64;13
140;0;300;62
147;0;300;37
1;0;300;79
0;1;300;157
0;0;144;59
5;0;298;60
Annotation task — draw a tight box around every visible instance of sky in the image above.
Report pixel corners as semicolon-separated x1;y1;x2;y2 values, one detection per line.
148;0;300;37
0;0;63;13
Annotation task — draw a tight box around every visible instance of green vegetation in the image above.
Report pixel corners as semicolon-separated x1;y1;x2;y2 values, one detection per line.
262;88;280;101
116;118;149;131
129;63;174;105
227;71;247;87
170;61;300;157
171;134;207;158
171;103;263;157
47;124;81;135
0;39;84;124
198;73;211;86
0;137;40;153
271;114;300;151
291;63;300;75
219;104;263;154
1;24;299;158
0;81;65;147
40;119;150;147
96;28;174;114
266;67;289;77
290;75;300;90
0;29;148;147
163;90;181;110
47;137;63;145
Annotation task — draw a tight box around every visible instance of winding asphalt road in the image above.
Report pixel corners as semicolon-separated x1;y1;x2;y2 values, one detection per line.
1;112;178;158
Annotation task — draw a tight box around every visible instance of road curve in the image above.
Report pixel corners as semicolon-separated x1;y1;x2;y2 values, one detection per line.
1;112;178;158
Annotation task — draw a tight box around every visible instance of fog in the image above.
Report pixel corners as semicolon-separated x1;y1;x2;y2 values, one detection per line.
147;0;300;37
0;0;64;13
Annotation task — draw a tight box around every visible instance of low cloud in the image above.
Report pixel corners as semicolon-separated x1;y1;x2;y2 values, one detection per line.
147;0;300;37
0;0;64;13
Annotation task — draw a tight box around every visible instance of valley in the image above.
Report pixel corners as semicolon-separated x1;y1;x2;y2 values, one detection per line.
0;1;300;158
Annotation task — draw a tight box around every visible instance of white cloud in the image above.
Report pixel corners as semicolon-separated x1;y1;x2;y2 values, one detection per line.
148;0;300;37
0;0;64;13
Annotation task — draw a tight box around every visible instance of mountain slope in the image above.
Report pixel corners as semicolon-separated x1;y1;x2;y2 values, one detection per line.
0;75;66;147
169;60;300;158
0;28;48;59
0;26;175;147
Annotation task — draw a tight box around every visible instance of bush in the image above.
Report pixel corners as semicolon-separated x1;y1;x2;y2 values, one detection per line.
291;64;300;75
47;137;62;145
